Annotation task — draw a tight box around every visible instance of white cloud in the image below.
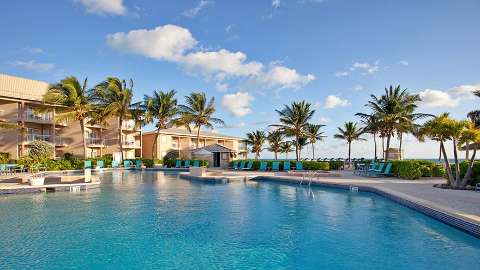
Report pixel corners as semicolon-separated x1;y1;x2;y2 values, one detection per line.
323;95;350;109
221;122;246;128
418;84;480;108
399;60;409;66
221;92;255;117
354;84;363;91
22;47;45;54
106;24;314;91
272;0;281;8
334;71;349;77
75;0;126;15
257;65;315;89
225;24;233;33
182;0;213;18
106;25;197;61
9;60;54;72
318;117;330;123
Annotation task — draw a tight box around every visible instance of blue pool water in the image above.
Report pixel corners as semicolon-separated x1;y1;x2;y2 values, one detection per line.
0;171;479;270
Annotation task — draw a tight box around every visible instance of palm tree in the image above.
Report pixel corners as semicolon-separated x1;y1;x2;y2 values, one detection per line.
178;92;225;149
306;124;326;159
334;122;365;163
356;113;380;160
280;141;294;159
364;85;428;161
466;89;480;159
271;101;315;161
43;76;94;158
298;136;309;159
418;113;473;188
267;130;283;160
246;130;266;159
92;77;139;161
144;90;178;159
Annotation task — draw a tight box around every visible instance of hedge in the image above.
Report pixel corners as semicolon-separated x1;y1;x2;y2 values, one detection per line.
389;160;445;180
163;158;209;168
229;160;330;171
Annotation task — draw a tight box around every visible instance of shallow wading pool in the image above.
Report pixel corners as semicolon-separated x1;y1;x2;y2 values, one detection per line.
0;171;479;269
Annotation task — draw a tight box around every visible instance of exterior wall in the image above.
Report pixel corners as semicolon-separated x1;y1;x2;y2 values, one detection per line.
142;131;247;162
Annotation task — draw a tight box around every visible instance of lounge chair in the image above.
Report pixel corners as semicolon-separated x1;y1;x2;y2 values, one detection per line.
135;159;142;169
112;160;119;168
236;161;245;170
259;161;268;171
193;160;200;167
366;162;385;177
123;160;133;168
354;162;374;175
271;161;280;171
0;164;7;175
295;161;303;171
184;160;191;168
84;160;92;169
96;160;104;169
374;163;392;177
230;160;239;169
175;160;182;168
14;164;26;174
242;161;253;170
283;161;291;171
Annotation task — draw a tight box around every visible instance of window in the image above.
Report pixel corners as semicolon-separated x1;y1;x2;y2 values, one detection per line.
190;138;196;148
221;153;228;160
171;137;178;148
161;135;167;144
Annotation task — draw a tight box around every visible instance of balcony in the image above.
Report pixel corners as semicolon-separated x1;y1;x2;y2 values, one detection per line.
23;111;52;122
122;140;141;148
24;134;67;146
87;138;105;147
122;120;139;132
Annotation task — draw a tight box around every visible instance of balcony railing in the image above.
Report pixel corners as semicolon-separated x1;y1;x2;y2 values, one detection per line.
122;141;140;148
122;120;137;130
24;134;66;145
24;112;52;122
88;138;105;146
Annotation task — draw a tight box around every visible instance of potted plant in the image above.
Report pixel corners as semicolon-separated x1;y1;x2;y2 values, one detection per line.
20;140;53;186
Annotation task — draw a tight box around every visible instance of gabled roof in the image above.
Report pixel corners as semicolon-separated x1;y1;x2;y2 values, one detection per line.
191;143;235;153
143;127;245;140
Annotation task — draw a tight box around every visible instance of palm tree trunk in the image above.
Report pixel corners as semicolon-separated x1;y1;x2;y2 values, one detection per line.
453;138;460;187
385;135;391;161
382;136;385;159
440;141;454;184
152;127;161;159
466;142;470;160
274;151;278;160
373;133;377;160
462;147;477;187
399;132;403;160
311;142;315;159
119;117;124;161
80;118;87;159
295;136;299;161
438;143;442;161
348;141;351;164
196;126;201;149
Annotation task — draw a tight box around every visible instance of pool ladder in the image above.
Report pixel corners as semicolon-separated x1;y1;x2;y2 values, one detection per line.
299;170;322;186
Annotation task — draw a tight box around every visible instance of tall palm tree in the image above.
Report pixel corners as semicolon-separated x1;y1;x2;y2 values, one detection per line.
267;130;283;160
280;141;294;159
334;122;365;163
92;77;139;161
365;85;428;161
178;92;225;149
356;113;380;160
143;90;178;159
246;130;266;159
271;101;315;161
298;136;309;159
418;113;472;188
43;76;94;158
466;89;480;159
306;124;326;159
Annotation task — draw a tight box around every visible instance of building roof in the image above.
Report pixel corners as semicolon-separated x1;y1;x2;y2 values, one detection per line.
143;127;245;140
191;143;235;153
0;73;49;101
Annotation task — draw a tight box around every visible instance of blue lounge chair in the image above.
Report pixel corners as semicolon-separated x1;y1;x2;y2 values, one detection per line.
175;160;182;168
355;162;375;175
112;160;119;168
374;163;392;177
271;161;280;171
242;161;253;170
230;160;239;169
259;161;268;171
193;160;200;167
0;164;7;175
184;160;191;168
123;160;133;168
295;161;303;171
135;159;142;169
97;160;104;169
237;161;245;170
283;161;291;171
84;160;92;169
367;162;385;177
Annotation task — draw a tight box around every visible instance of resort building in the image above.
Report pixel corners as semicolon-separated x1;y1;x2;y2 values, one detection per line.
142;127;247;167
0;73;142;160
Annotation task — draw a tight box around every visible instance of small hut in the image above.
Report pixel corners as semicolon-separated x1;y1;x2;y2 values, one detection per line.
191;144;235;168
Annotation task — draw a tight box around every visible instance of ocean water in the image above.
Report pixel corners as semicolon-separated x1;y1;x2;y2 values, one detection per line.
0;171;478;270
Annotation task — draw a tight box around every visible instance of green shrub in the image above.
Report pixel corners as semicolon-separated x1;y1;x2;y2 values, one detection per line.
432;164;445;177
142;159;154;168
0;152;10;163
391;160;443;179
420;165;432;177
329;160;344;170
303;161;330;170
398;161;422;179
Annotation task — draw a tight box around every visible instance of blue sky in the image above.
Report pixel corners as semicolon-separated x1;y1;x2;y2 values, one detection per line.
1;0;480;158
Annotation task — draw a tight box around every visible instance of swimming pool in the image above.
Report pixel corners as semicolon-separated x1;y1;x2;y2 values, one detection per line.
0;171;479;269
